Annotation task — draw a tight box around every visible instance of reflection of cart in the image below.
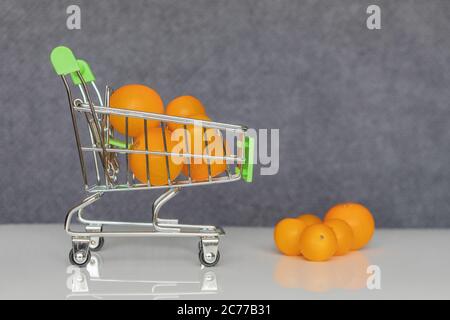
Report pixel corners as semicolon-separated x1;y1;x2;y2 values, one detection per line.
66;254;218;299
50;46;254;268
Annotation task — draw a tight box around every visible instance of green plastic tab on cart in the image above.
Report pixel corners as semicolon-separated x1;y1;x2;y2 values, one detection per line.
109;138;128;149
50;46;80;76
71;59;96;85
241;136;254;183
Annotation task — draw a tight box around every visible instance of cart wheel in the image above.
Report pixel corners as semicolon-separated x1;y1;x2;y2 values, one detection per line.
89;237;104;252
199;248;220;267
69;248;91;268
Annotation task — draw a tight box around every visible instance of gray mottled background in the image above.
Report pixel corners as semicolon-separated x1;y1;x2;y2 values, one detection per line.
1;0;450;227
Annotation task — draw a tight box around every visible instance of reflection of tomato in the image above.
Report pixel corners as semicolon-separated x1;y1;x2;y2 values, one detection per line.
130;127;183;186
110;84;164;137
274;256;335;292
175;114;228;181
333;251;370;290
273;256;305;289
166;96;206;131
273;251;371;292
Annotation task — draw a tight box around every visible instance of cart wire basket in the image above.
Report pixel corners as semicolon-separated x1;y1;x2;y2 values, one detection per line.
50;46;254;267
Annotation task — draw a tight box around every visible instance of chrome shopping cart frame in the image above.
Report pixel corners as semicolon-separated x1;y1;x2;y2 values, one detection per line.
50;46;254;268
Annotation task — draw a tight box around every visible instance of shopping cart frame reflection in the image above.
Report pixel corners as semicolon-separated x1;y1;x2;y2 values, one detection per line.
66;253;219;299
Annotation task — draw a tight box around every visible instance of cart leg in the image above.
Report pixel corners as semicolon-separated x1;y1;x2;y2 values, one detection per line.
199;237;220;267
86;224;104;252
65;192;104;235
69;237;91;268
152;188;181;232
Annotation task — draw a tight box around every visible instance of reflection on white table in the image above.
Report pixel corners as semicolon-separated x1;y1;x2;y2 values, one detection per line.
1;225;450;299
66;253;218;299
273;250;373;292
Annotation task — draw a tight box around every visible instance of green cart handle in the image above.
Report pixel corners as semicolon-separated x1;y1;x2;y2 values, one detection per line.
50;46;80;76
236;136;254;183
71;59;96;85
50;46;96;85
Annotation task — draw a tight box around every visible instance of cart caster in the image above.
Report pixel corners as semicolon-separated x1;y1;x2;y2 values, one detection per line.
89;237;104;252
199;238;220;267
70;238;92;268
69;248;91;268
86;225;104;252
199;249;220;267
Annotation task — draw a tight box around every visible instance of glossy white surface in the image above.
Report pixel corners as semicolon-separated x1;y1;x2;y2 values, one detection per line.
0;225;449;299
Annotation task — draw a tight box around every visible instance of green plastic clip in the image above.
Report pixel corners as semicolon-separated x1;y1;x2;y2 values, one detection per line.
239;136;254;183
50;46;80;76
71;59;96;85
109;138;128;149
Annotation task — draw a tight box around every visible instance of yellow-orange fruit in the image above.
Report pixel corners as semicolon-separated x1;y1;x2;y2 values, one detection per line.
274;218;307;256
166;95;206;131
297;214;322;227
324;219;354;256
325;203;375;250
110;84;164;137
299;224;338;262
130;127;183;186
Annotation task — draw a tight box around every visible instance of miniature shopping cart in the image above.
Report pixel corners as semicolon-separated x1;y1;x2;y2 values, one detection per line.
50;46;254;268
